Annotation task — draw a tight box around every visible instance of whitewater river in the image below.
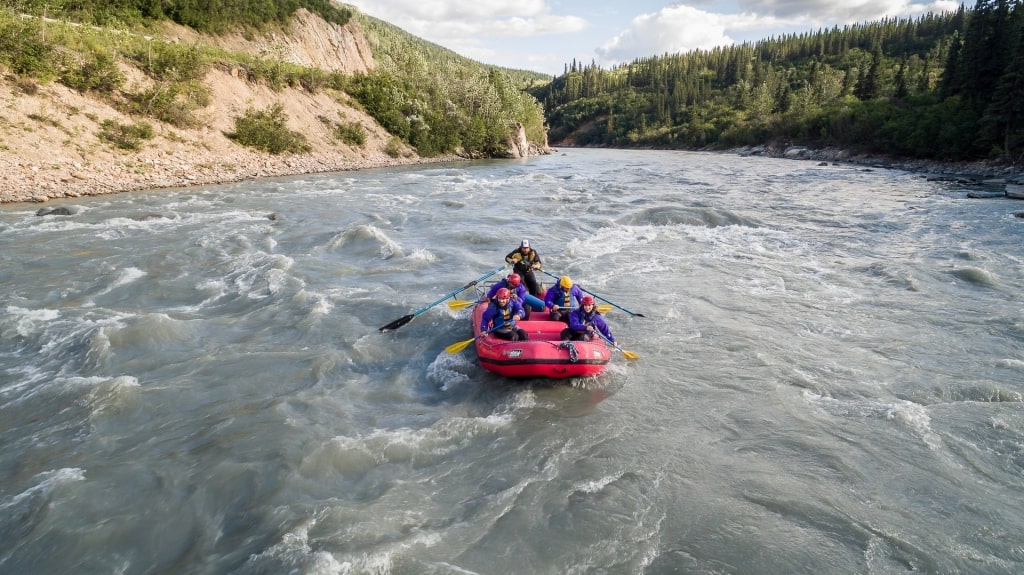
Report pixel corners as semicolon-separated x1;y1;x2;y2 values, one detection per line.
2;149;1023;574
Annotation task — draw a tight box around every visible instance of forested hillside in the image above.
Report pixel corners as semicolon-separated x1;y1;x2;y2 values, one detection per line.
532;0;1024;164
0;0;549;161
352;12;550;156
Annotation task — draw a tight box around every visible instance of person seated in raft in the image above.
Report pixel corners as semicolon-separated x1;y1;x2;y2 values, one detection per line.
484;273;543;320
481;288;528;342
544;275;586;323
560;296;615;343
505;239;543;298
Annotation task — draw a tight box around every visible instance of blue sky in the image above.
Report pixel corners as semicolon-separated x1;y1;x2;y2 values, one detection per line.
346;0;964;76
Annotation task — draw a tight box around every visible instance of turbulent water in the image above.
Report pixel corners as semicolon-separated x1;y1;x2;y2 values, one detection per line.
1;149;1023;574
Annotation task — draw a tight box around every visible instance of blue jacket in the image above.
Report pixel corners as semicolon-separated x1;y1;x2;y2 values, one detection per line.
567;307;615;343
544;284;585;309
487;278;528;303
481;298;525;331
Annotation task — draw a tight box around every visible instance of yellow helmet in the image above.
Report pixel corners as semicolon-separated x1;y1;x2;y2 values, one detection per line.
560;276;572;288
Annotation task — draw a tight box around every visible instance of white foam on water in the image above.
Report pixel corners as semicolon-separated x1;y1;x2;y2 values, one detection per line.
242;519;364;575
224;252;297;300
84;375;141;419
804;391;943;451
0;468;86;511
574;472;622;494
327;224;405;260
995;358;1024;370
407;248;437;262
297;289;334;319
6;305;61;338
425;353;475;391
299;411;514;480
109;267;147;289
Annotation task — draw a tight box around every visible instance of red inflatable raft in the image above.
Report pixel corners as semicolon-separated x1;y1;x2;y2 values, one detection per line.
470;301;611;379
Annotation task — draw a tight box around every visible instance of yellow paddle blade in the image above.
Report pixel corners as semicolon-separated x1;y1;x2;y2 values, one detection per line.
620;349;640;360
445;337;476;354
447;300;476;310
597;305;612;314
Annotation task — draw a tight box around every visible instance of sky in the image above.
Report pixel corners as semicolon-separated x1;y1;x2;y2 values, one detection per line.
346;0;965;76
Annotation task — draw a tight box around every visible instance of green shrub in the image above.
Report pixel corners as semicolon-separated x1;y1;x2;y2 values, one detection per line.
122;79;210;127
130;41;210;82
334;119;366;146
27;112;60;128
384;136;405;158
226;103;310;154
0;15;57;79
59;50;124;93
295;68;330;92
98;119;154;150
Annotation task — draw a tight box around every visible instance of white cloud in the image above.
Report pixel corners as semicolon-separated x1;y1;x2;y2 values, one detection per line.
347;1;587;40
343;0;967;75
733;0;964;26
596;5;734;66
593;1;965;68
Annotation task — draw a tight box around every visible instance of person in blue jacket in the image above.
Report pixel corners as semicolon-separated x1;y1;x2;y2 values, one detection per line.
560;296;615;343
486;273;544;319
481;288;528;341
544;275;585;323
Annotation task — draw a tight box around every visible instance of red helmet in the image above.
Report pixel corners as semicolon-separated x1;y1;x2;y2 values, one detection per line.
508;273;521;287
581;296;595;306
496;288;511;300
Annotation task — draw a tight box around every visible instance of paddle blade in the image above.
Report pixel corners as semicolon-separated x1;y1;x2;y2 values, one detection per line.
597;305;612;314
447;300;476;310
445;337;476;354
620;349;640;360
378;314;414;332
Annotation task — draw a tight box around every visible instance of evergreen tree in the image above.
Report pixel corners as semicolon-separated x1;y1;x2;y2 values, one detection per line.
979;5;1024;158
895;57;909;98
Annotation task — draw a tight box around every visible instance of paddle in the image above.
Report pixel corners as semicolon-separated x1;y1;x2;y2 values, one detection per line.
594;331;639;360
539;269;646;317
378;266;505;332
445;325;504;354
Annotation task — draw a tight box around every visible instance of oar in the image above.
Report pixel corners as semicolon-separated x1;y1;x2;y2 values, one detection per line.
379;266;504;332
595;331;639;360
445;325;503;354
539;269;645;317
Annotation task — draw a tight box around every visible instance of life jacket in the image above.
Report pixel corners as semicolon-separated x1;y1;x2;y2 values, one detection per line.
492;301;514;325
517;249;539;266
555;287;579;308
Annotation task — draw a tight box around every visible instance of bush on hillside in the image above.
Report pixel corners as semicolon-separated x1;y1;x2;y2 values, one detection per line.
124;80;210;128
98;119;154;150
226;103;310;154
59;50;124;93
0;13;57;79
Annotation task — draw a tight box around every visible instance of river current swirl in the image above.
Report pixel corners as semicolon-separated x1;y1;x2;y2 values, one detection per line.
1;148;1023;574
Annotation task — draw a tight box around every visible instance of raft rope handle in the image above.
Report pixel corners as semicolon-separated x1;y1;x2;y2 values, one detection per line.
559;341;579;363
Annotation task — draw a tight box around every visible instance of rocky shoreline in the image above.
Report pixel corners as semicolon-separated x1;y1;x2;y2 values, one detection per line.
0;148;467;205
733;144;1024;183
6;142;1024;206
